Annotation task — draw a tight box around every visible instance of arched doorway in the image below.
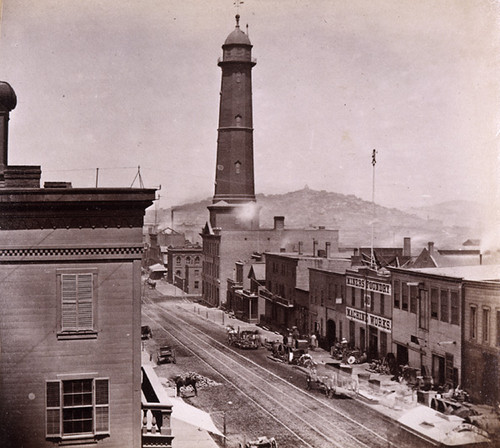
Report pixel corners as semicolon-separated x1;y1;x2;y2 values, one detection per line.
326;319;336;349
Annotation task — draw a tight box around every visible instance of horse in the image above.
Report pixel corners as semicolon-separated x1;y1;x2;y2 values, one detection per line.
174;375;198;397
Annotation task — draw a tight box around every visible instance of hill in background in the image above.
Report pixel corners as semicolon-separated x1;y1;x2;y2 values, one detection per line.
146;187;481;252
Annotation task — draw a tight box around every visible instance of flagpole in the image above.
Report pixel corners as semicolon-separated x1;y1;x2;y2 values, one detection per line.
370;149;377;269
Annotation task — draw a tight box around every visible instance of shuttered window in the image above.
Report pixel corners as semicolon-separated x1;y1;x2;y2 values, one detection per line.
61;273;94;331
46;378;109;439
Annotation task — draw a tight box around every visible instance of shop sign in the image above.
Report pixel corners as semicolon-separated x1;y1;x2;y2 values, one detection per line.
346;276;391;295
346;307;392;333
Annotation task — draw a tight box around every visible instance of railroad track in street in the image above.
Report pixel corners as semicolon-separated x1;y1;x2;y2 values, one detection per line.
143;298;423;448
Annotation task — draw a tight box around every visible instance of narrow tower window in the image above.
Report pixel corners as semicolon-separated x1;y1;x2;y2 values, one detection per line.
235;115;242;126
234;161;241;174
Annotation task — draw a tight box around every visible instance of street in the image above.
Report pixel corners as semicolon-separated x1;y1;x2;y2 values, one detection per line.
142;287;431;448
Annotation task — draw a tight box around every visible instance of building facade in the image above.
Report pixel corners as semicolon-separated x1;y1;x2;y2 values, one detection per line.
0;81;157;448
309;268;347;350
344;267;393;360
390;267;463;388
166;245;202;294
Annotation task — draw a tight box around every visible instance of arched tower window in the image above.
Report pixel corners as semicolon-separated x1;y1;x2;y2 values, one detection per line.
176;256;181;265
235;115;242;126
186;256;192;265
234;161;241;174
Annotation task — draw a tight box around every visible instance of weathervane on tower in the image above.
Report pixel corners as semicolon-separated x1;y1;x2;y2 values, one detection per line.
234;0;244;14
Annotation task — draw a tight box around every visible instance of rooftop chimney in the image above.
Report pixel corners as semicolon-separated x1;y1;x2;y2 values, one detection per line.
298;241;303;255
0;82;17;178
325;242;331;258
274;216;285;230
312;239;317;257
403;237;411;257
428;242;434;254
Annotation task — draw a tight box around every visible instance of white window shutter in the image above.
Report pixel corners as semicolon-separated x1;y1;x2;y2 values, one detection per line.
61;274;78;331
94;378;110;434
46;381;61;437
77;273;93;329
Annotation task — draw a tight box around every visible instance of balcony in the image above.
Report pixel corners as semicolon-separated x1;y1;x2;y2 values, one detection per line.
141;365;174;448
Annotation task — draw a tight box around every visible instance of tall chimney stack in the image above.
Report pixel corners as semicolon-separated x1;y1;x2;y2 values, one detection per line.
325;242;331;258
312;239;317;257
403;237;411;257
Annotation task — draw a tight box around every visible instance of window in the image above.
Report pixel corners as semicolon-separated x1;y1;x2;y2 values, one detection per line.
401;282;408;311
440;290;449;323
186;256;191;265
46;378;109;439
176;256;181;265
351;286;356;307
393;280;400;308
194;281;199;289
194;256;200;264
450;291;459;325
58;271;96;338
431;288;439;319
483;308;490;343
419;289;429;330
470;306;477;340
410;285;418;314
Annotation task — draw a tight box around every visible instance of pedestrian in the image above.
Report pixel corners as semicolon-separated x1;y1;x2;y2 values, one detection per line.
310;333;317;350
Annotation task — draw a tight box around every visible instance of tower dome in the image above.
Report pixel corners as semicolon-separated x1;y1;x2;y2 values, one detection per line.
224;15;251;46
0;82;17;111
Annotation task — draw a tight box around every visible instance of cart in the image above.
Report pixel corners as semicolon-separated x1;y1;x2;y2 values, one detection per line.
157;345;176;364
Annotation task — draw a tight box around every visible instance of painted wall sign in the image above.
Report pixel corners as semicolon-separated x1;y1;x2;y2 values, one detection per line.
346;307;392;333
346;276;391;295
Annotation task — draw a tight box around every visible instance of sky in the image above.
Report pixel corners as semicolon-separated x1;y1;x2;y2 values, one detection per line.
0;1;499;219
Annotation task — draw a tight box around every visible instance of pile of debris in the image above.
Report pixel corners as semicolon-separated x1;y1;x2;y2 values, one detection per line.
179;372;221;389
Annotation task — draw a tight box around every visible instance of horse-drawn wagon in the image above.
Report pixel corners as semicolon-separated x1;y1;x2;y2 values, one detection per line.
157;345;176;364
227;326;260;349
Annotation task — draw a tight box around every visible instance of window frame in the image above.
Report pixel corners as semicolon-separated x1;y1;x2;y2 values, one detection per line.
440;289;449;323
46;377;110;441
56;269;98;340
401;282;408;311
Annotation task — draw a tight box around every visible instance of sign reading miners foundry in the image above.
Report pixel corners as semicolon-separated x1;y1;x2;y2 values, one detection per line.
346;276;391;295
346;307;392;333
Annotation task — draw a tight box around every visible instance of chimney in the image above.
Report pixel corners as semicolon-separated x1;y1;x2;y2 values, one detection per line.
428;242;434;254
403;237;411;257
274;216;285;230
312;239;317;257
298;241;303;255
325;242;331;258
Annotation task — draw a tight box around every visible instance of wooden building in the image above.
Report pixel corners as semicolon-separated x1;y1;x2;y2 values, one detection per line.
0;81;160;448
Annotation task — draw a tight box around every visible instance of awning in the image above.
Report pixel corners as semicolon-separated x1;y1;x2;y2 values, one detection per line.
170;396;224;437
149;263;167;272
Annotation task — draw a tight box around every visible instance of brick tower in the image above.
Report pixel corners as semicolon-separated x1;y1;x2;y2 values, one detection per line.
208;14;259;230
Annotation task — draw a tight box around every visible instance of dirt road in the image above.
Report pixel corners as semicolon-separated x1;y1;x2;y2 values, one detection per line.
142;293;431;448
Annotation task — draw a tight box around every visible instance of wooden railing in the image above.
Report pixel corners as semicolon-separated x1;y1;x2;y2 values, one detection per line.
141;366;174;448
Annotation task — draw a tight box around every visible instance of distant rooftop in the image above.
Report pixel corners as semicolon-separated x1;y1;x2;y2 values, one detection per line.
413;264;500;282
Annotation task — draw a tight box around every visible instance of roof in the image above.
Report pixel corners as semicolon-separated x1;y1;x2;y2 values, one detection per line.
412;264;500;282
224;15;251;46
248;263;265;281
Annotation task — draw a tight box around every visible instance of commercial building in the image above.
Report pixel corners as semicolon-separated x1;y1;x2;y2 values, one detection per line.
343;267;393;360
166;244;203;294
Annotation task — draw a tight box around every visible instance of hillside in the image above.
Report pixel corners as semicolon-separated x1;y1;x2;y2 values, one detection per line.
146;188;479;250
